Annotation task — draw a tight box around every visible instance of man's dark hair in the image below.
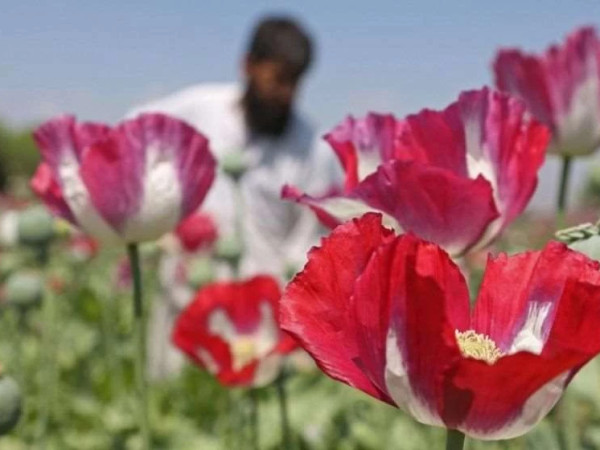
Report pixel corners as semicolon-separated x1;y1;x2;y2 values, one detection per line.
246;16;313;77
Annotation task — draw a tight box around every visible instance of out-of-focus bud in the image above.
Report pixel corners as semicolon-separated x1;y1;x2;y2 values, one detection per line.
0;373;22;435
221;151;247;181
215;235;243;268
4;271;44;310
17;206;55;247
187;257;215;289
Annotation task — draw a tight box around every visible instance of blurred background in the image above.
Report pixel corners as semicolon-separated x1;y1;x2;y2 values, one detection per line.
3;2;600;449
2;0;600;209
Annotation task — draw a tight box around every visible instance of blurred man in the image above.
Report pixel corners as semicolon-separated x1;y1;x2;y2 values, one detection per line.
129;16;334;378
130;15;328;277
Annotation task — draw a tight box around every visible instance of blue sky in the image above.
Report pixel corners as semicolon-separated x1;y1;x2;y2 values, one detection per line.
2;0;600;208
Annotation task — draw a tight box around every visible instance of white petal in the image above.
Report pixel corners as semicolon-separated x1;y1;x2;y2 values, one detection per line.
508;302;553;355
384;325;444;427
122;143;182;243
58;154;121;244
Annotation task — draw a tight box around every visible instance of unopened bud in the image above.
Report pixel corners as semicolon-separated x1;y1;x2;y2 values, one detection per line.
4;272;43;310
215;235;243;267
188;257;215;289
0;374;22;435
221;152;247;181
18;206;55;247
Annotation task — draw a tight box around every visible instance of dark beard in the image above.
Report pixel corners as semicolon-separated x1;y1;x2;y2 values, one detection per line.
242;87;292;138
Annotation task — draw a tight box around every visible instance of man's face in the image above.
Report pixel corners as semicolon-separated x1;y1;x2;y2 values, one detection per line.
243;60;302;137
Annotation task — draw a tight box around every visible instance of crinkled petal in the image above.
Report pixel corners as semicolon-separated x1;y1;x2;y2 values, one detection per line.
280;213;395;402
396;88;548;250
448;277;600;439
325;113;400;189
351;233;469;424
472;241;600;353
354;161;499;256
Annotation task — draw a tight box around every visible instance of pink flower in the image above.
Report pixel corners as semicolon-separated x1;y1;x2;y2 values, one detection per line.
494;26;600;156
173;275;297;387
283;88;549;256
281;213;600;439
31;113;216;244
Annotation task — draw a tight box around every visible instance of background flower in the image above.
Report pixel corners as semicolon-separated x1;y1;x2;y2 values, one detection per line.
283;88;549;256
173;275;297;387
494;26;600;157
31;113;216;244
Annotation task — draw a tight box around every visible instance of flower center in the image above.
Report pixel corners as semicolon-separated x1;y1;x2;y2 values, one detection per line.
455;330;504;364
230;337;258;371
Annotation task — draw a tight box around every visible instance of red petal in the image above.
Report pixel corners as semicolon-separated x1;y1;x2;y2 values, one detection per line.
352;233;469;411
324;113;400;190
280;213;395;402
30;163;77;225
472;241;600;351
354;161;499;255
447;277;600;438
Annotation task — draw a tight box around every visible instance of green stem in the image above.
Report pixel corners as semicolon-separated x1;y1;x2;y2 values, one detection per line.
556;156;572;229
36;246;53;444
127;243;150;450
445;429;465;450
276;374;292;449
249;389;259;450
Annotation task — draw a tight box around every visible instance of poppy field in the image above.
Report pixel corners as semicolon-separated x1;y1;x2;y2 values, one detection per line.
3;23;600;450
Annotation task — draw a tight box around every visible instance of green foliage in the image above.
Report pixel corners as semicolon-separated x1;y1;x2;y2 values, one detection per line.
0;221;598;449
0;121;40;188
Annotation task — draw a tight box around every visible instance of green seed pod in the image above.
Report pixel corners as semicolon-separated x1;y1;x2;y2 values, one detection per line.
0;375;22;435
215;235;243;268
221;152;247;181
188;257;215;289
4;272;44;310
17;206;55;247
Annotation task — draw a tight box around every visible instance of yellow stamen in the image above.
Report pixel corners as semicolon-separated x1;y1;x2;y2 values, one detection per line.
455;330;504;364
230;337;257;371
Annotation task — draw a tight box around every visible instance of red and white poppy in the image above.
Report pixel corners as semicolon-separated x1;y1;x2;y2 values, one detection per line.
31;113;216;244
495;26;600;156
173;275;297;387
283;88;549;256
281;213;600;439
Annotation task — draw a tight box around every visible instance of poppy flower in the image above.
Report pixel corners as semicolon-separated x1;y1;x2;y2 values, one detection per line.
283;88;549;256
281;213;600;439
172;275;297;387
31;113;216;244
494;26;600;156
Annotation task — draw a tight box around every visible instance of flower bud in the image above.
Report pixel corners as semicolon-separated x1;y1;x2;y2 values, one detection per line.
215;235;243;267
17;206;55;247
4;272;43;310
221;152;247;181
0;374;22;435
187;257;215;289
